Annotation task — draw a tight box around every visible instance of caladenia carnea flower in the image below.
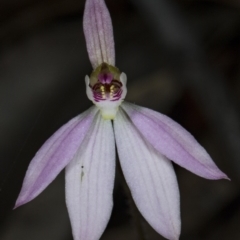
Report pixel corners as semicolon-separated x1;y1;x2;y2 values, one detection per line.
15;0;229;240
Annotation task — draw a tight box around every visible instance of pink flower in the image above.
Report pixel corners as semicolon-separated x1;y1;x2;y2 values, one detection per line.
15;0;228;239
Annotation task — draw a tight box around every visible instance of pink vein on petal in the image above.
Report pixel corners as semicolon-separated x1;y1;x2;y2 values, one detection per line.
83;0;115;68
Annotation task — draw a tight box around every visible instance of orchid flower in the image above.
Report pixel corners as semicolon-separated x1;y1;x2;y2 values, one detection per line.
15;0;228;239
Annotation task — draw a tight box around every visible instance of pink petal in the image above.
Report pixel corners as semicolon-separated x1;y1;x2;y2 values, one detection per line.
15;107;98;208
83;0;115;69
65;114;115;240
114;109;180;240
122;102;228;180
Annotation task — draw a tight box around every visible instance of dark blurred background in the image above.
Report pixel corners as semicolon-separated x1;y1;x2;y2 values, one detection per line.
0;0;240;239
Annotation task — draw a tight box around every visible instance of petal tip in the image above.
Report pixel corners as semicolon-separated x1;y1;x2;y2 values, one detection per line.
14;194;28;209
162;228;180;240
207;168;230;180
219;173;230;181
13;200;22;210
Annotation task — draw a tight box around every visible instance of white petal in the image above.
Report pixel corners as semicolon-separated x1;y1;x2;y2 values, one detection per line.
121;102;228;180
114;109;180;240
65;114;115;240
83;0;115;68
15;106;98;208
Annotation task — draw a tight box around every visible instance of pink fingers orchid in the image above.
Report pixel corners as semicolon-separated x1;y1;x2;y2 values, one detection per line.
15;0;228;240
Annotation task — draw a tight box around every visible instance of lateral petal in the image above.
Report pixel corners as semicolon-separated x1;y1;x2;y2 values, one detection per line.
122;102;228;180
114;109;180;240
83;0;115;68
15;106;98;208
65;115;115;240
